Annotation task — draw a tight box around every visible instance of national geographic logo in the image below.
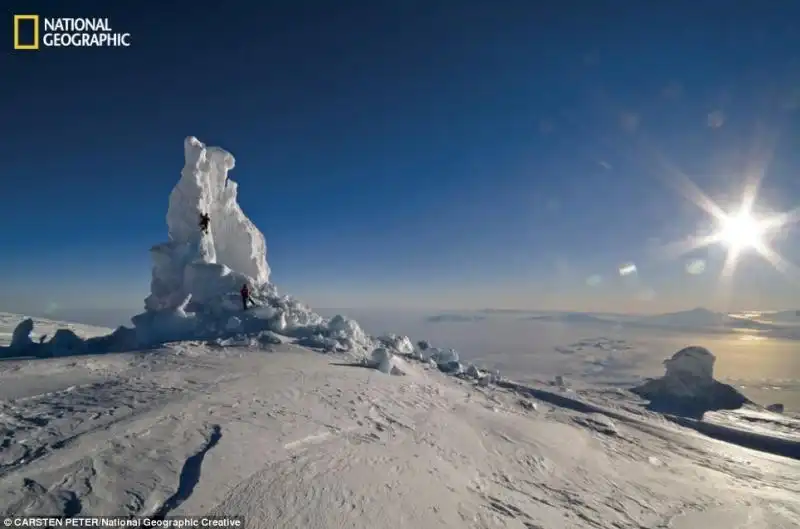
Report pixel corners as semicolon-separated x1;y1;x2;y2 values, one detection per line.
13;15;132;50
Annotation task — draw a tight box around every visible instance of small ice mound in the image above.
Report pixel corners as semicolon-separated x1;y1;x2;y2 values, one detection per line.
464;364;485;379
416;346;462;373
326;315;369;351
367;347;410;376
270;295;324;331
293;313;373;354
462;364;501;386
632;346;751;418
433;348;459;364
378;334;414;355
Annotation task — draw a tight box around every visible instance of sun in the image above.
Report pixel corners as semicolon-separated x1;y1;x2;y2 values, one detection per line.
716;209;765;251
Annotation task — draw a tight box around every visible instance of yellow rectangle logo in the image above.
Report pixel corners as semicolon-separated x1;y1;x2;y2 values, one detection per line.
13;14;40;50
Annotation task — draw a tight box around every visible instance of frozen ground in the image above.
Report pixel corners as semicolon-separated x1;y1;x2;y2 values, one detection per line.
1;329;799;528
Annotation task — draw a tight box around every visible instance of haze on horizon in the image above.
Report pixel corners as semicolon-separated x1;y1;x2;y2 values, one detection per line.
4;2;800;321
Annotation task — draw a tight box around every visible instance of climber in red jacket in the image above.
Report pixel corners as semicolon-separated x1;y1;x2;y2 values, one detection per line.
240;283;253;310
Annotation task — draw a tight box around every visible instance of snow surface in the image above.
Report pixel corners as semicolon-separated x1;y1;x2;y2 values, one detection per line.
0;338;799;527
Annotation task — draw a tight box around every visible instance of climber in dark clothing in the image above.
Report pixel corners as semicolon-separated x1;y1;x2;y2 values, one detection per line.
240;283;253;310
199;213;210;234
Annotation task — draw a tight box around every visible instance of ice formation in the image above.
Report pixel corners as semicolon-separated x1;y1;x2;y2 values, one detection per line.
368;347;411;375
364;337;483;379
128;137;377;353
663;346;715;386
10;318;34;350
632;346;751;417
414;346;462;373
1;137;376;359
144;137;270;314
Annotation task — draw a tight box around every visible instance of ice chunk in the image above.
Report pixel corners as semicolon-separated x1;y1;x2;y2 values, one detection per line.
368;347;411;376
379;334;414;355
10;318;34;351
326;315;368;350
432;348;459;365
370;347;393;372
465;364;485;379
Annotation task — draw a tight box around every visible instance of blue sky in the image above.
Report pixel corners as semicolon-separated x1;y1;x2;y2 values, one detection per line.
3;1;800;318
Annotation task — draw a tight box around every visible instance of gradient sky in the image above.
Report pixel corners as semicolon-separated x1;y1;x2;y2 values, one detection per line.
3;1;800;318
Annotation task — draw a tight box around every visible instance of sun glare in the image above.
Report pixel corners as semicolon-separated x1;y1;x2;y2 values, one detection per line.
717;210;765;251
652;170;800;286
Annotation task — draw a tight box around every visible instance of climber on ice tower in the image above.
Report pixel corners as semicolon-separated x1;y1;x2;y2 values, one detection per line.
240;283;254;310
199;212;210;234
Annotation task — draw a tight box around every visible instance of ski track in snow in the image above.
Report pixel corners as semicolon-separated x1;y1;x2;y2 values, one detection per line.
0;339;798;528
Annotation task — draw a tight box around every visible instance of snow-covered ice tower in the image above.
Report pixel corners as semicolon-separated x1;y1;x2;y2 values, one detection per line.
143;137;271;312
